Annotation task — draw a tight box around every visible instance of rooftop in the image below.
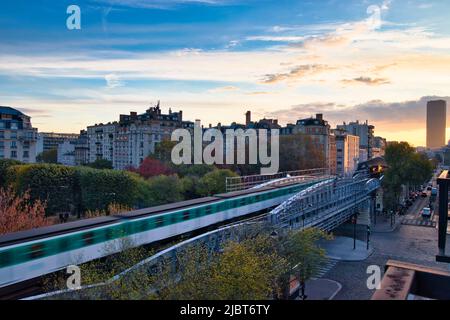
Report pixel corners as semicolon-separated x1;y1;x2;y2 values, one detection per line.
0;106;25;117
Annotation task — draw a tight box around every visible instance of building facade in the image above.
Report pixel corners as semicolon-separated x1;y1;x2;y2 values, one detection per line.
337;120;375;161
333;128;360;176
87;102;194;170
74;130;89;166
372;136;387;158
0;106;38;163
427;100;447;149
57;140;76;166
37;132;80;154
294;114;337;174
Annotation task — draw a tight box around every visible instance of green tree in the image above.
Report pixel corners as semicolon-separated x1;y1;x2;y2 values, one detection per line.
156;234;288;300
153;140;177;163
279;133;326;171
7;164;77;215
146;175;183;205
37;149;57;164
179;175;200;200
85;159;113;170
0;159;21;188
75;167;139;213
208;241;281;300
174;164;216;178
281;228;332;300
383;142;433;210
196;169;238;196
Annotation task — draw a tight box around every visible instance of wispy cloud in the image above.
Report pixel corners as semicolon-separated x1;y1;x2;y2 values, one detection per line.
341;76;391;86
105;73;125;88
262;64;333;84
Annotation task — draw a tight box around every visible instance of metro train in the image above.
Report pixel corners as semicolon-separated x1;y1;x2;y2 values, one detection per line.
0;178;328;289
355;157;388;178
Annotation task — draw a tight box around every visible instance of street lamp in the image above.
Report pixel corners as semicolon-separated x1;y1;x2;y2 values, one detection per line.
390;210;394;228
352;213;358;250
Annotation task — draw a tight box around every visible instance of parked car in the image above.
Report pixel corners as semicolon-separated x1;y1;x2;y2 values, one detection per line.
427;186;432;191
422;207;432;218
431;187;438;197
421;191;428;198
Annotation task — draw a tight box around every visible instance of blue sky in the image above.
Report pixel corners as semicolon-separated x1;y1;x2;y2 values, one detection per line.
1;0;450;145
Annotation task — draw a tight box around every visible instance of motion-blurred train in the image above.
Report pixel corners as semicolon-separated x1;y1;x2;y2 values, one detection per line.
0;177;331;290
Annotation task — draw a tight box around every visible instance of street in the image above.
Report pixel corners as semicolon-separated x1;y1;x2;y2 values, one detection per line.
319;171;449;300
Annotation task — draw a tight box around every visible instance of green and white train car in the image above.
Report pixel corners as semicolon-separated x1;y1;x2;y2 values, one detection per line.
0;178;325;289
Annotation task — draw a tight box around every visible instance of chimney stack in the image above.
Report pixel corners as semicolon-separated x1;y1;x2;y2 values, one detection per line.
316;113;323;121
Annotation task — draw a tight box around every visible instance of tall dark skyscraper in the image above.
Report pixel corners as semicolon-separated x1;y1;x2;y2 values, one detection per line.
427;100;447;149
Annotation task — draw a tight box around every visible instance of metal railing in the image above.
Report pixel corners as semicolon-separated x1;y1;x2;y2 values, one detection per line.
226;168;330;192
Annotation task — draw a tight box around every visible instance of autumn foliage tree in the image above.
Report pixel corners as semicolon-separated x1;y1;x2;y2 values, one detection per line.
0;188;51;235
130;157;173;179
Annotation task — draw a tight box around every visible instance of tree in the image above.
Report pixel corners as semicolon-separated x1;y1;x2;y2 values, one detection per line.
85;159;113;170
153;140;177;163
279;133;325;171
208;241;281;300
210;234;289;300
180;175;201;200
37;149;57;164
0;188;51;235
130;157;173;179
76;167;139;212
383;142;433;210
0;159;21;188
196;169;239;196
156;234;288;300
146;175;183;205
174;164;216;178
7;164;78;215
281;228;332;300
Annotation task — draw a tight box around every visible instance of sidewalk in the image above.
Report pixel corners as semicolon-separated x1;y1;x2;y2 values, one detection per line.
320;236;374;261
301;279;342;300
372;213;403;233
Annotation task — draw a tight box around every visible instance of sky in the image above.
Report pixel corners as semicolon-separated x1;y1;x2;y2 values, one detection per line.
0;0;450;146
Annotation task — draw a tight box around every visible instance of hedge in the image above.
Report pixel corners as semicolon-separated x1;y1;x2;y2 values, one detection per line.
75;167;139;212
0;159;22;188
4;164;141;215
6;164;77;215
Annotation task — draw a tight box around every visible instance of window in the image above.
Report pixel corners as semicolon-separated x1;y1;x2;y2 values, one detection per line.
23;151;29;158
0;131;3;139
10;132;17;139
10;141;17;149
10;123;18;130
11;150;17;158
0;141;3;149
